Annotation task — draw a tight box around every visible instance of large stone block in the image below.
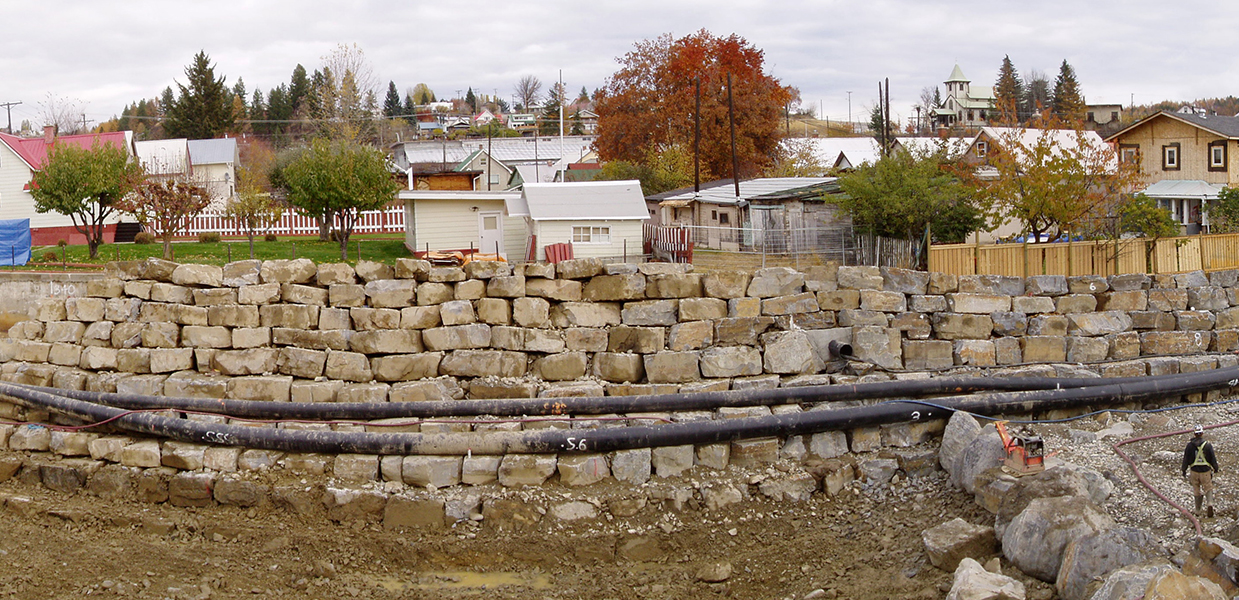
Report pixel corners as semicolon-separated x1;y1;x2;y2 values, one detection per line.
700;346;762;378
350;330;423;354
953;340;996;366
1021;336;1067;363
372;353;443;382
1141;331;1209;355
958;275;1023;296
904;340;954;370
1147;288;1188;311
276;347;328;379
747;267;804;298
668;321;712;351
259;259;317;284
678;297;727;321
1067;337;1109;363
762;330;825;374
1067;311;1133;336
702;271;749;299
1054;294;1097;314
836;266;882;290
497;454;557;487
948;294;1011;314
401;456;462;488
258;304;319;329
315;263;357;286
1098;290;1147;312
1025;275;1068;296
881;267;928;294
645;273;702;299
643;351;701;383
324;351;373;382
622;300;677;326
608;326;664;354
932;313;993;340
583;274;646;301
366;279;416;308
398;306;440;330
1012;295;1056;314
550;302;621;328
533;352;588;381
1176;310;1216;331
228;375;292;402
421;323;490;351
512;297;550;328
65;297;106;322
1028;315;1069;336
524;278;583;302
439;349;525;378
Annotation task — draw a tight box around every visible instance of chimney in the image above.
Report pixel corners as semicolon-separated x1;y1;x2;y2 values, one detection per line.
43;125;55;143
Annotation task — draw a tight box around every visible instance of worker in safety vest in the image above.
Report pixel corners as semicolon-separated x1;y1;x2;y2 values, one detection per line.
1182;425;1220;518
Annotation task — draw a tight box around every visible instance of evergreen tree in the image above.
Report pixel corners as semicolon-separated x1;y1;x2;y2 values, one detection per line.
994;55;1024;124
1051;60;1086;122
288;65;310;115
464;87;477;113
159;86;175;116
232;78;247;110
164;51;235;139
539;84;563;135
383;81;402;117
1023;70;1051;117
577;86;590;103
403;94;416;116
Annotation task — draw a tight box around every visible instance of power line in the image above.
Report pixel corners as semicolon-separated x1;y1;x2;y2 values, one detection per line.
0;101;20;134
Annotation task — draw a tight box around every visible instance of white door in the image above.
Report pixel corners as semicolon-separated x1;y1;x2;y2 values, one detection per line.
478;211;504;257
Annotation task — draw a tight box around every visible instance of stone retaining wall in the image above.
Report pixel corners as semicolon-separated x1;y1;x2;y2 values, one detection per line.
0;257;1235;516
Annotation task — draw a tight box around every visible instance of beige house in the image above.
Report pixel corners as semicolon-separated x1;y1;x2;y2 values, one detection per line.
399;190;525;259
1105;111;1239;234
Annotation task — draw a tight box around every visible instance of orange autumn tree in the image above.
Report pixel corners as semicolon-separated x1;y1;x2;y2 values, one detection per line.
594;30;796;191
116;175;211;260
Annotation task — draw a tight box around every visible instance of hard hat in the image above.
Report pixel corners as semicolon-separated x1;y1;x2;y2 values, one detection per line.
1194;425;1205;435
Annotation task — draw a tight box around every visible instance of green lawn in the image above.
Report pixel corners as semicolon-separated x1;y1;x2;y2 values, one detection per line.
26;233;411;269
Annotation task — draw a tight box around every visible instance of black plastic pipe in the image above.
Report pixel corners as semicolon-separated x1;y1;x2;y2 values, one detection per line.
1;367;1234;455
9;370;1197;421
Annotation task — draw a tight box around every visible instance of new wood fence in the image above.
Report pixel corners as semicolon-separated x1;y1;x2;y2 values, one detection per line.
929;233;1239;277
147;205;407;238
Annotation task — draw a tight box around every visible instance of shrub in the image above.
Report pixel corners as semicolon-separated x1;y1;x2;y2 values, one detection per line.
133;232;155;245
264;233;278;242
41;251;59;262
56;239;68;247
198;232;221;244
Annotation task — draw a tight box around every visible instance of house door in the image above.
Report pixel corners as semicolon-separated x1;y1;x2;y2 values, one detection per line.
478;211;504;257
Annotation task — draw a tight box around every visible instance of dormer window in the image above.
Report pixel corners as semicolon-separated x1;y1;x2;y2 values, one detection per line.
975;141;988;158
1162;143;1180;171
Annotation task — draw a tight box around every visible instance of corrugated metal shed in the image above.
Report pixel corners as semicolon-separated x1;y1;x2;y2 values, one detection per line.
522;181;648;221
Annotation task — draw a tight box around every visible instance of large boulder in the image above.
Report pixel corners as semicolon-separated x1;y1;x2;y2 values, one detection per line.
1056;527;1168;600
1002;496;1115;582
923;518;998;572
945;557;1026;600
1142;568;1227;600
1086;562;1176;600
953;425;1006;494
940;411;983;475
995;463;1115;541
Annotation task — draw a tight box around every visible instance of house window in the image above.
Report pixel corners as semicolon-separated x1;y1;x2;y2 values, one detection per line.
1162;143;1180;171
1087;112;1095;122
1111;111;1119;122
1209;142;1228;171
572;226;611;244
1119;144;1140;165
711;210;717;220
719;213;730;225
975;141;988;158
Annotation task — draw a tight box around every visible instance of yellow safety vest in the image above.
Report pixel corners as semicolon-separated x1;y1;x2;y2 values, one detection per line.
1192;442;1213;469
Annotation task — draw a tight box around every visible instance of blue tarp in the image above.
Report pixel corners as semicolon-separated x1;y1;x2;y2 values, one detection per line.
0;219;31;266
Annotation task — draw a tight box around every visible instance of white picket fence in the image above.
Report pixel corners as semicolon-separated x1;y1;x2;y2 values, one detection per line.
148;205;406;238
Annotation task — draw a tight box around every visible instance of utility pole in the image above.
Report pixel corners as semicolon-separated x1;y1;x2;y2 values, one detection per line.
846;91;853;133
79;113;90;133
0;101;20;134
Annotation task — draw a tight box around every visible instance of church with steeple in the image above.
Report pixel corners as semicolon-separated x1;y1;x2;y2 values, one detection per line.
932;65;996;130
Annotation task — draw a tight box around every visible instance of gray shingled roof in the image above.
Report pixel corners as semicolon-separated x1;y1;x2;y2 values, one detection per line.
1169;112;1239;138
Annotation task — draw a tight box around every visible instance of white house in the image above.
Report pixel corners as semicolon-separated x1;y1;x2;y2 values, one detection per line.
188;138;239;209
933;65;996;129
399;189;525;259
507;181;649;262
134;138;190;176
0;127;135;245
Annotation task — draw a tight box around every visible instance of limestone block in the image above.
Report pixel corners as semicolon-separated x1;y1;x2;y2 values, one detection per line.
334;454;380;483
611;448;652;484
746;267;804;298
1028;315;1069;336
608;326;665;354
550;302;621;328
836;266;882;290
763;292;820;315
162;441;207;470
762;330;826;374
621;299;678;326
1054;294;1097;314
1141;331;1209;355
652;445;694;478
533;352;588;381
316;263;357;286
212;348;278;376
350;330;423;354
1176;310;1216;331
643;351;700;383
414;282;450;306
475;298;510;325
558;454;610;486
400;456;462;488
327;283;366;307
275;347;327;379
461;455;501;485
324;351;373;382
699;346;762;378
958;275;1023;296
1129;310;1175;331
86;277;125;298
524;329;565;353
121;440;162;468
421;323;490;351
235;282;280;306
932;313;993;340
990;311;1027;337
372;353;443;382
668;321;712;351
512;297;551;328
497;454;557;486
258;258;315;284
486;275;525;298
180;325;231;349
1012;295;1056;314
454;279;486;300
1147;288;1188;311
1067;311;1133;336
593;353;644;383
150;283;193;304
1002;496;1115;583
398;306;440;330
1067;337;1109;363
439;349;525;378
1098;290;1147;311
42;321;86;344
78;346;118;371
677;297;726;322
877;267;927;294
645;273;703;299
1021;336;1066;363
953;340;996;366
1172;269;1208;289
948;293;1012;314
702;271;749;298
817;290;861;311
1025;275;1068;296
728;296;761;317
565;327;608;351
35;298;67;322
258;304;319;329
524;277;583;302
366;279;416;308
583;274;646;301
554;258;603;279
836;309;887;328
150;348;194;373
65;297;106;322
228;375;292;402
730;438;779;466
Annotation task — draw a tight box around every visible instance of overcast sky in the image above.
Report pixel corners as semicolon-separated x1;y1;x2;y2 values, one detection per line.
2;0;1236;133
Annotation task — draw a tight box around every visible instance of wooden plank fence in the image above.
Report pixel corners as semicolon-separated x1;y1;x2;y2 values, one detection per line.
643;224;693;263
930;232;1239;276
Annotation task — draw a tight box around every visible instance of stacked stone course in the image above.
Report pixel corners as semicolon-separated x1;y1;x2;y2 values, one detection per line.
1;258;1237;512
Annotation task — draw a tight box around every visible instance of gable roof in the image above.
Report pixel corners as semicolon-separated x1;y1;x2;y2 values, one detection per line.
1104;110;1239;142
187;138;237;166
0;130;132;171
648;177;836;206
1142;179;1224;199
135;138;190;175
522;181;648;221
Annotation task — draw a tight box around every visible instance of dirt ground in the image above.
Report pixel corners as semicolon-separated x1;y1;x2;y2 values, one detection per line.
0;453;1018;600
